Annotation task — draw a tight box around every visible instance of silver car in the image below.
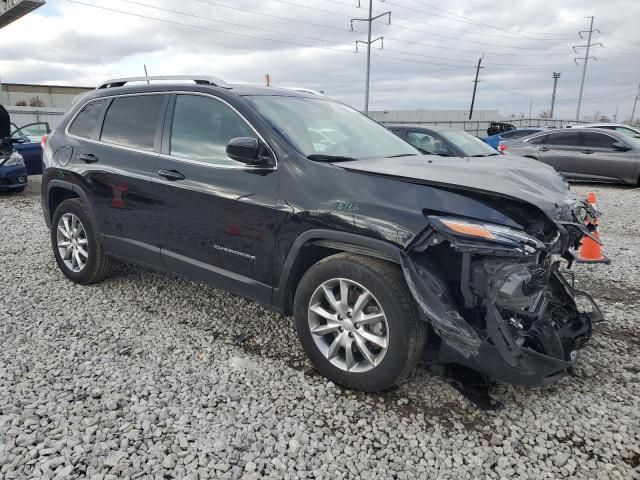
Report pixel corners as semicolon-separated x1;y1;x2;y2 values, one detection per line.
502;128;640;185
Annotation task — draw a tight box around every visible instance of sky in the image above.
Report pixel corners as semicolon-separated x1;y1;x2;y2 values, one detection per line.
1;0;639;120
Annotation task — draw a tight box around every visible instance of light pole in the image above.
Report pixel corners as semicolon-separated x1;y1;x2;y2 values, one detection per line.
550;72;560;119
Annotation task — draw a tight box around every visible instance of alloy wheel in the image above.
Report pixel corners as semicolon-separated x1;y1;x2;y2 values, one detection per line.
56;213;89;273
308;278;389;373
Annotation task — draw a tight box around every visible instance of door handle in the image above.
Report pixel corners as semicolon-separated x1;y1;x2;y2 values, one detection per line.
79;153;99;163
581;149;594;154
538;147;549;152
157;169;185;181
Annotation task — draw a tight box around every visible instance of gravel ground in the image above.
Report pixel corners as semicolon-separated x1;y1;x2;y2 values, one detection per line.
0;177;638;479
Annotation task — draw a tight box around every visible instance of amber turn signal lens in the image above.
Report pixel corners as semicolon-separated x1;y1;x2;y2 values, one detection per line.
441;220;497;240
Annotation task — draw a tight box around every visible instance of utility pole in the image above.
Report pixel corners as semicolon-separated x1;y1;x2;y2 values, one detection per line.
573;16;603;121
630;83;640;124
352;1;391;116
469;55;484;120
550;72;560;118
613;105;618;122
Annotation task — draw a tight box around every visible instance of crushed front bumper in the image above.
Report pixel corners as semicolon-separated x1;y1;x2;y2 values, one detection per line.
402;250;602;387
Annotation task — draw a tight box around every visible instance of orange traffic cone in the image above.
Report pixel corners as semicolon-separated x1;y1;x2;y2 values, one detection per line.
576;191;610;264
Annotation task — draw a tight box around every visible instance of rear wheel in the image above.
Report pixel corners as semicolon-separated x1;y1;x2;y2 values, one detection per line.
294;253;426;392
51;199;114;284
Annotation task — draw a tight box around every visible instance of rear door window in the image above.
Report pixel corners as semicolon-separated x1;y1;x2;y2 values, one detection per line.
546;132;580;146
68;99;108;139
583;132;621;149
100;95;166;151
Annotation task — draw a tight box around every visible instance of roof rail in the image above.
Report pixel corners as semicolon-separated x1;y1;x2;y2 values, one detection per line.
284;87;326;97
96;75;232;90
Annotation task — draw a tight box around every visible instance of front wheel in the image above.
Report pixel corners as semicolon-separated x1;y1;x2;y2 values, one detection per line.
294;253;426;392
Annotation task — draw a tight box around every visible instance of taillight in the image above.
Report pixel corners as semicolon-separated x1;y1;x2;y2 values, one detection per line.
497;144;507;153
41;134;48;149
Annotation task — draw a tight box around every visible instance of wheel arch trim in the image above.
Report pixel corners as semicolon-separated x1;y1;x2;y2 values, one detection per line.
45;179;95;229
272;229;402;314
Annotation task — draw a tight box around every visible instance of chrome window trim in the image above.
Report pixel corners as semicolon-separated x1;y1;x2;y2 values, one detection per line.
64;90;278;171
524;129;628;149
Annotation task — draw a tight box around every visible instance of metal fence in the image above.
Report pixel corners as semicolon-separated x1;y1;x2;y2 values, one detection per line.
5;106;66;130
379;118;587;137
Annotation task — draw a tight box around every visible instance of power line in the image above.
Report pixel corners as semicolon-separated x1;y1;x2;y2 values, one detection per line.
377;9;572;42
63;0;486;71
387;21;568;51
186;0;354;33
114;0;577;71
381;48;570;69
182;0;577;57
482;79;636;102
388;0;567;46
65;0;355;53
117;0;355;45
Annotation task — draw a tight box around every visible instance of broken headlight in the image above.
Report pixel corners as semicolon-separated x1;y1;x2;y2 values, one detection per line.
429;216;545;253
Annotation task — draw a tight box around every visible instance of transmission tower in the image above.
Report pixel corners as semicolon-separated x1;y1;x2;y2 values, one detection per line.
351;1;391;115
573;16;603;121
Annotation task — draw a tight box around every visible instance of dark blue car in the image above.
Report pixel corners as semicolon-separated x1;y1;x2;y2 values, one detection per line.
483;128;544;150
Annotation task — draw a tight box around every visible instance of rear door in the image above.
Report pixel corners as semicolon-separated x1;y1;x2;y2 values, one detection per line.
70;93;168;267
535;131;582;176
153;93;278;304
580;131;639;183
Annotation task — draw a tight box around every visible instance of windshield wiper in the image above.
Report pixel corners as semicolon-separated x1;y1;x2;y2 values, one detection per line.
470;153;500;157
307;154;357;163
386;153;418;158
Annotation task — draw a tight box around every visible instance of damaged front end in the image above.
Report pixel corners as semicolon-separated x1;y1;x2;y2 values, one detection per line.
401;208;604;387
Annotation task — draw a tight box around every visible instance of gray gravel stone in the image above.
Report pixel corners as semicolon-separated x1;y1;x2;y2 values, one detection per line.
0;178;639;480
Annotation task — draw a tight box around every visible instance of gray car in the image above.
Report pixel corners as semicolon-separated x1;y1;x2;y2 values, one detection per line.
503;128;640;185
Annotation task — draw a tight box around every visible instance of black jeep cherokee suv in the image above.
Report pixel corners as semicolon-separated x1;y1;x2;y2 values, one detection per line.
41;76;602;392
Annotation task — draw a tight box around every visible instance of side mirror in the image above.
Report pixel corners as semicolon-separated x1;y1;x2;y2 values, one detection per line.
226;137;270;166
612;141;630;152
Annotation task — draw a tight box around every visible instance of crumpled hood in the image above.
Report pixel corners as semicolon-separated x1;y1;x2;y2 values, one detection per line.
339;154;578;221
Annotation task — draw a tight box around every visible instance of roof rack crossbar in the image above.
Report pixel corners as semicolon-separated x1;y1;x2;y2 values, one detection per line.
97;75;232;90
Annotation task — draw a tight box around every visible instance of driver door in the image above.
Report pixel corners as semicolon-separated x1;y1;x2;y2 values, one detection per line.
153;93;278;304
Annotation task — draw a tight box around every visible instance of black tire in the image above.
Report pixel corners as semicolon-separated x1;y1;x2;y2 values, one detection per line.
51;198;114;284
14;186;26;193
294;253;426;392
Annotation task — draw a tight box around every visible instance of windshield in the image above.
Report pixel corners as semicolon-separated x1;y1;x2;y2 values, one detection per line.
438;129;500;156
621;134;640;150
245;95;419;159
615;126;640;139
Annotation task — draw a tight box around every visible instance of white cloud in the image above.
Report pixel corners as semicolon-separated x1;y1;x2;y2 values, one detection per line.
1;0;639;120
